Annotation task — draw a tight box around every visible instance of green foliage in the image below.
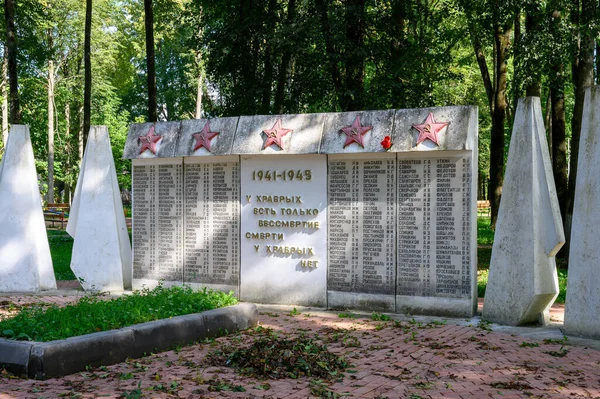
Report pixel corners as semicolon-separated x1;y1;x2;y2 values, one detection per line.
0;284;237;342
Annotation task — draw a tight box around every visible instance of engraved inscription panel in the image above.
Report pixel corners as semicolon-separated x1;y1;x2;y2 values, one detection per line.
132;159;183;282
328;154;396;295
184;158;240;286
240;155;327;306
396;155;472;298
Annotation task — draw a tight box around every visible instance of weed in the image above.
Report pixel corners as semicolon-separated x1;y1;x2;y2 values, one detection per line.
519;342;539;348
543;336;569;345
289;308;301;316
309;379;347;398
490;380;533;390
121;381;142;399
545;346;569;357
371;312;391;321
338;312;357;319
478;319;492;332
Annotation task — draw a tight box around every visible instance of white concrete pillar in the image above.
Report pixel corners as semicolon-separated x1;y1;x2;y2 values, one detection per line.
0;125;56;292
67;126;132;292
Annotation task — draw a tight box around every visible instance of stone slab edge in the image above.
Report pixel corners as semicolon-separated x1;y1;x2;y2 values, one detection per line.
123;106;476;159
0;303;258;380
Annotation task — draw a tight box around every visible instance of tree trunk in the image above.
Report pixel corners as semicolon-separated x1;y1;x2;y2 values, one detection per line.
4;0;21;124
390;0;407;108
545;92;552;153
566;0;596;258
274;0;296;114
524;11;541;97
145;0;157;122
83;0;92;147
48;59;55;204
551;85;567;231
195;70;203;119
260;0;276;114
512;6;521;113
470;31;494;115
315;0;342;109
78;105;84;163
1;45;8;146
344;0;366;111
489;23;512;229
548;6;568;258
64;100;71;204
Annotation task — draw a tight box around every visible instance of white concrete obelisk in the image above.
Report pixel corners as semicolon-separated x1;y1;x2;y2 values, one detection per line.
0;125;56;292
564;86;600;339
483;97;564;325
67;126;132;292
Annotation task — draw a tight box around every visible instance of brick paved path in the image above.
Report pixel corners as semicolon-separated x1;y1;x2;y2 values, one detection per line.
1;298;599;399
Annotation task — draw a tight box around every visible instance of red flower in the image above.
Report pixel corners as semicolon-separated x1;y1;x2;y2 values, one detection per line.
381;135;392;150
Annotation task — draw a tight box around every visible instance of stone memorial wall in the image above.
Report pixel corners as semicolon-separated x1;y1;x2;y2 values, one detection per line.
123;106;478;316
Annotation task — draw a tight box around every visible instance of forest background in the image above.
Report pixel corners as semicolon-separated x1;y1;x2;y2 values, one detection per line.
0;0;598;259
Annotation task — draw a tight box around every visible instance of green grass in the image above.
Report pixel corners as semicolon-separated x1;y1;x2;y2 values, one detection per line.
47;230;76;280
0;284;237;342
477;217;495;246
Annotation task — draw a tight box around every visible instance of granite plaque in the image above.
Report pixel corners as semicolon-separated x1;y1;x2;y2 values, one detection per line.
327;153;396;311
396;152;474;316
231;114;324;155
320;110;395;154
132;158;183;289
240;154;327;306
183;156;240;293
175;118;239;157
123;122;181;159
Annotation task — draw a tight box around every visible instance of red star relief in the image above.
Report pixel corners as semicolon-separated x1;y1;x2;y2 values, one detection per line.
413;112;448;146
192;122;219;152
340;116;372;148
263;119;292;150
138;125;162;154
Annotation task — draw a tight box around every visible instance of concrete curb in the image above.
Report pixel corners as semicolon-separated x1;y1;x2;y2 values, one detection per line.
0;303;258;379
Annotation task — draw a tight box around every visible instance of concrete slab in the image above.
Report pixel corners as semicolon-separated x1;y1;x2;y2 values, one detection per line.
0;125;56;293
565;86;600;339
483;97;564;326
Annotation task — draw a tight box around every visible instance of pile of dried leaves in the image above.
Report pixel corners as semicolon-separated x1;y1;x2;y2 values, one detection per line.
207;328;349;380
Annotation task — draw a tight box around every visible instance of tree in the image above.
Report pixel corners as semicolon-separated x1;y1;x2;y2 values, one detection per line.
83;0;91;147
5;0;21;124
144;0;157;121
461;0;514;228
548;4;568;248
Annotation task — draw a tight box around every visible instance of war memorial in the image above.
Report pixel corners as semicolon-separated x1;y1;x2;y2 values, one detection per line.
122;106;478;317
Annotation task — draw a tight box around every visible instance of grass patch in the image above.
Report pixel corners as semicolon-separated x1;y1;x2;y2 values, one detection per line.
477;216;494;246
0;284;237;342
47;230;76;280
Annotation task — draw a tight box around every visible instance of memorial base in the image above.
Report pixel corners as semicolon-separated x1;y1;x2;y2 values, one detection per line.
241;281;326;308
396;295;476;318
328;291;395;312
